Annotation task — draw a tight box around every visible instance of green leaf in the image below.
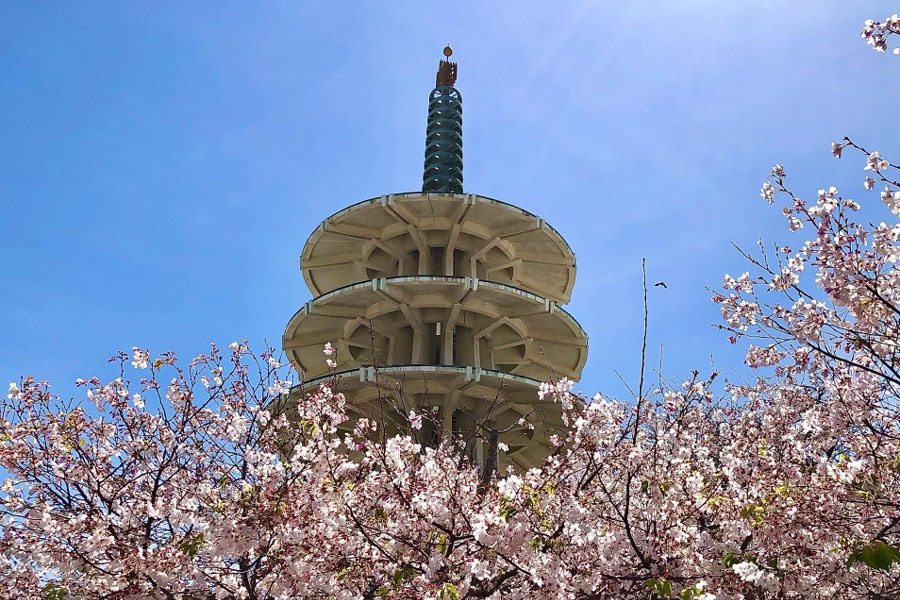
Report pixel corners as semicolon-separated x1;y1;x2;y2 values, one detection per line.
644;577;672;598
852;541;900;571
499;504;518;521
680;585;701;600
178;533;204;558
393;570;403;588
877;541;900;564
42;584;66;600
859;541;900;571
858;545;886;570
722;552;738;567
439;583;460;599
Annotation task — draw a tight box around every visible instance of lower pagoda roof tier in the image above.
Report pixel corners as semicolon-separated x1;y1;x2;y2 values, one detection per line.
283;275;588;383
300;192;576;304
288;365;569;470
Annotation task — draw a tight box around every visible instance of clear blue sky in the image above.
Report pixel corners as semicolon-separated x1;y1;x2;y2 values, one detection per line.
2;2;899;400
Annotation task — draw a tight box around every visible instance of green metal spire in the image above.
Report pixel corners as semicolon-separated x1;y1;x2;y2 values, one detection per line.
422;46;463;194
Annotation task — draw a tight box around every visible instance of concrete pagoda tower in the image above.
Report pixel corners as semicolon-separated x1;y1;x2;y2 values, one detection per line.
282;48;587;470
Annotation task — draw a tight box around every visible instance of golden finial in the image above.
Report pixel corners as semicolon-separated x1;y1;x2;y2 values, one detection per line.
436;45;457;87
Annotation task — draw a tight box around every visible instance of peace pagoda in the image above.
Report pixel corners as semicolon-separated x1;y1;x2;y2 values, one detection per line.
282;48;587;470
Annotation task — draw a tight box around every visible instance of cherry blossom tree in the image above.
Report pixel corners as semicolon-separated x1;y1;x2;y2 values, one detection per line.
711;139;900;598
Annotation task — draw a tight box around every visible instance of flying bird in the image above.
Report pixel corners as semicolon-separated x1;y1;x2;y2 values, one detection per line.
654;281;668;289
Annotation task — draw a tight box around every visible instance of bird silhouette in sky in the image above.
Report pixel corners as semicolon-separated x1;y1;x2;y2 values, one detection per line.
654;281;668;289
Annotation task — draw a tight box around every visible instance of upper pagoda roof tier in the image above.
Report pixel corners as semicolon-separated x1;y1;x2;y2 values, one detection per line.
300;192;576;304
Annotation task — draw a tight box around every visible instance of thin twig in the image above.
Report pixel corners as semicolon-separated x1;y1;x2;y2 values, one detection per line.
634;258;649;443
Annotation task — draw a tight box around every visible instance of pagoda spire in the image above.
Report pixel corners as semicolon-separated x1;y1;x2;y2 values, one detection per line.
422;46;463;194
